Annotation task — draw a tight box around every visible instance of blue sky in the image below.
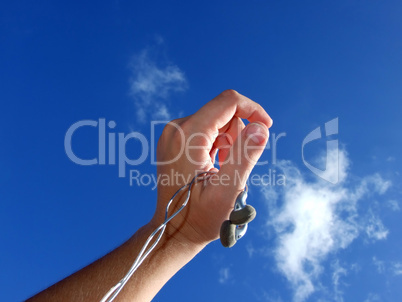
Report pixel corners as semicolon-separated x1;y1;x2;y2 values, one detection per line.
1;1;401;301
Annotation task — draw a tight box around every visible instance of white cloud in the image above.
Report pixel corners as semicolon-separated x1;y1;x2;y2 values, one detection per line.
387;199;400;211
153;104;171;121
350;263;360;273
365;212;388;241
128;45;188;122
246;242;256;258
351;173;391;200
392;262;402;275
364;293;381;302
331;261;347;302
331;260;348;302
372;257;385;274
218;267;231;284
372;257;402;276
261;149;391;302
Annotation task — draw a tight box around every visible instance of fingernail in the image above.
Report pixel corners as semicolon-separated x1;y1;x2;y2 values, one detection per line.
245;123;268;144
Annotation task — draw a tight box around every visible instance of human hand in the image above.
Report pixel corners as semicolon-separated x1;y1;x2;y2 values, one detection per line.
26;90;272;302
152;90;273;248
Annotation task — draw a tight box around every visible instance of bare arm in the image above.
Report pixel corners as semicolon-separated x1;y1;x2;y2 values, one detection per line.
28;222;205;302
28;90;273;302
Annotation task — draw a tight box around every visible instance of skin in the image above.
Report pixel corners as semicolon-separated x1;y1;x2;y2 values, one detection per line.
27;90;273;302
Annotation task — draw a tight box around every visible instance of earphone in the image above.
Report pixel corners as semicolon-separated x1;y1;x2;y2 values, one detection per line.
100;171;256;302
220;185;257;248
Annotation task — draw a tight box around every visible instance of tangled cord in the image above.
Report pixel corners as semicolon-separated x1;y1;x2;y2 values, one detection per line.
100;171;216;302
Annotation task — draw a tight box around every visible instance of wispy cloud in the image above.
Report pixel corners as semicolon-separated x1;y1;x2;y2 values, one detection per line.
386;156;395;162
128;43;188;122
392;262;402;275
372;257;402;276
218;267;231;284
331;260;347;302
365;210;388;241
246;242;256;258
372;257;385;274
364;293;381;302
387;199;400;211
261;149;391;302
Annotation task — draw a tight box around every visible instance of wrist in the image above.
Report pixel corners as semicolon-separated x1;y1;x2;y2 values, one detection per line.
148;214;208;256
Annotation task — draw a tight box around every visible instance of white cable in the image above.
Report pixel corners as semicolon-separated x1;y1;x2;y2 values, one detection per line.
100;171;215;302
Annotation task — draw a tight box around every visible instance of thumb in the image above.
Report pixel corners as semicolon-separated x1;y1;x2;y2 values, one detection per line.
215;122;269;194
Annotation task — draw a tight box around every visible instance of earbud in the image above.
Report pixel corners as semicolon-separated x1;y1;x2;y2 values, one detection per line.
230;204;256;225
220;220;237;248
220;188;256;248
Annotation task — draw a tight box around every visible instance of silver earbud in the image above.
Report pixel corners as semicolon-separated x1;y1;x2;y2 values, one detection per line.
220;186;256;248
101;172;254;302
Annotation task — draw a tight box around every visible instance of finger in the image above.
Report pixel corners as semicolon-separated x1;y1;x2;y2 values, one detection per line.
209;147;218;165
191;90;273;135
210;117;245;165
216;122;269;194
216;117;245;166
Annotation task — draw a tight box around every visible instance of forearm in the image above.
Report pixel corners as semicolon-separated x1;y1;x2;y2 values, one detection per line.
27;221;206;302
27;90;271;302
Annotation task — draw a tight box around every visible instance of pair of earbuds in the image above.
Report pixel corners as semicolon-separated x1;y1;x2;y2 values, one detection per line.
220;186;256;248
101;172;256;302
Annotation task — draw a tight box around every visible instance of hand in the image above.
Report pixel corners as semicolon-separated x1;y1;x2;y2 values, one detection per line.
26;90;272;302
152;90;273;248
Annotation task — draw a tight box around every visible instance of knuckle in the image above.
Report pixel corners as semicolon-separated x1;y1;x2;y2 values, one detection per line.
158;119;183;151
178;117;191;130
161;118;182;137
219;89;241;107
176;116;194;137
158;116;193;152
221;89;239;99
171;126;184;145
